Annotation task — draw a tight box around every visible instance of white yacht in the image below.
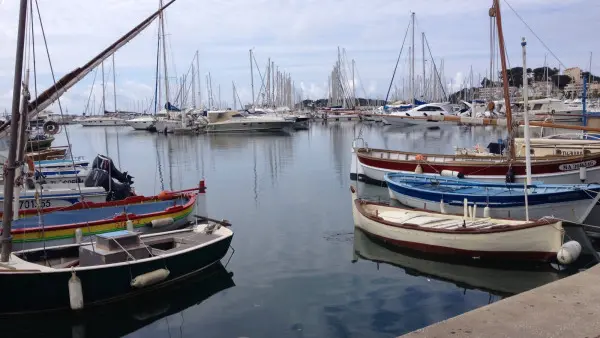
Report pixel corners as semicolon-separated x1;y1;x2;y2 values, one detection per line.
125;115;156;131
204;110;294;133
80;116;128;126
382;103;455;126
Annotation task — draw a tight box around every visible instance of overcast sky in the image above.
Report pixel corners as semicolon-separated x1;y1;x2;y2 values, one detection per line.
0;0;598;114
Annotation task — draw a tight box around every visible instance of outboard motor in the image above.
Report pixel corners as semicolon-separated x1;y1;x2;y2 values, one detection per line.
85;155;134;201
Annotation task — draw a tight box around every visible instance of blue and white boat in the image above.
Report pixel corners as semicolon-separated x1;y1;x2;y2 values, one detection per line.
384;173;600;223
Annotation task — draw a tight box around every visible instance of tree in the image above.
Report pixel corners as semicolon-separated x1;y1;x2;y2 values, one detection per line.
532;67;559;82
481;77;493;87
551;74;572;90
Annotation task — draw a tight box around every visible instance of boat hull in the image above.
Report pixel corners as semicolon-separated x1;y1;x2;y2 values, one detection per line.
0;231;232;314
356;148;600;184
9;195;197;250
388;185;594;222
351;188;563;262
205;120;293;133
126;119;155;130
80;119;128;126
0;189;107;217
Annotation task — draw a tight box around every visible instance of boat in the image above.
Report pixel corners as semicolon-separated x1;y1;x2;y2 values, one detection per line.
204;110;294;133
125;115;156;130
0;262;234;336
26;148;67;161
353;145;600;184
384;173;600;223
0;220;233;314
79;116;128;126
26;135;54;152
0;186;108;217
382;103;456;127
5;191;197;250
351;185;569;262
353;228;560;296
0;0;234;316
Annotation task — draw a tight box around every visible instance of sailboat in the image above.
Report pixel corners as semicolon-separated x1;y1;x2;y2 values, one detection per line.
0;0;233;315
351;4;600;186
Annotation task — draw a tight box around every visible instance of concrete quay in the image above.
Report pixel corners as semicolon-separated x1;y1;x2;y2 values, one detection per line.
401;264;600;338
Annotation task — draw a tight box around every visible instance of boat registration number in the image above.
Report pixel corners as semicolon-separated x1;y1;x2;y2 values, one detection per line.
558;160;597;171
19;199;51;209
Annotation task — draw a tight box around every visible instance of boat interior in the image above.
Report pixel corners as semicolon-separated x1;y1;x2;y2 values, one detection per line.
11;223;228;270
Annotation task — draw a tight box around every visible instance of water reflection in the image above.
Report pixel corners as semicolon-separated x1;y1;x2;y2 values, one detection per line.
353;228;561;297
0;263;235;338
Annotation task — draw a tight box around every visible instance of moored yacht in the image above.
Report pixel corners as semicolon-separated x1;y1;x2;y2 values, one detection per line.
80;116;128;126
204;110;294;133
382;103;455;126
125;115;156;131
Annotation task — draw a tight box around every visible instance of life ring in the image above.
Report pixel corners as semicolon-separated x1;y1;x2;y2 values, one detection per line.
415;154;426;161
43;121;60;135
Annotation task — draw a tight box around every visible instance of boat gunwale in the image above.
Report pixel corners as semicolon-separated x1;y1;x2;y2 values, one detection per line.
7;193;196;234
2;225;233;274
351;187;560;235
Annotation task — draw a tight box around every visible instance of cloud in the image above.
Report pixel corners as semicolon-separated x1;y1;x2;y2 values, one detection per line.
0;0;598;112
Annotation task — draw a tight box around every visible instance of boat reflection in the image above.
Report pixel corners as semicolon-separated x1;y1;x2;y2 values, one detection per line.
352;228;561;297
0;263;235;338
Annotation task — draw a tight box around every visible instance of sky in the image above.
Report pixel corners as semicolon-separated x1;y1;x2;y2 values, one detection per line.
0;0;598;114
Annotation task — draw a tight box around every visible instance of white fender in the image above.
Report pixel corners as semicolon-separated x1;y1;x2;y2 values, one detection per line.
150;218;174;228
69;271;84;310
131;269;170;288
557;241;582;265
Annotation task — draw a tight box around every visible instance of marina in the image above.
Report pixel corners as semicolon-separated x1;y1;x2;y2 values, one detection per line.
0;0;599;336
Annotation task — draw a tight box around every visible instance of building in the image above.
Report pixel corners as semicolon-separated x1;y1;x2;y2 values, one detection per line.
477;86;518;101
564;67;582;85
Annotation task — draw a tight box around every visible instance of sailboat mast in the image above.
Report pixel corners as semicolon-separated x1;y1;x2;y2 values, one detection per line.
493;0;515;160
250;49;255;109
196;50;201;109
1;0;28;262
352;59;356;108
522;38;532;186
159;0;169;108
191;61;196;108
422;32;426;101
411;12;415;105
112;54;118;114
101;62;106;114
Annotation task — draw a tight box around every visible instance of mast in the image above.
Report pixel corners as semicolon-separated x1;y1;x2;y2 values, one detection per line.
249;49;255;110
101;62;106;114
493;0;515;160
411;12;415;105
233;82;237;110
352;59;356;108
1;0;27;262
159;0;169;109
421;32;426;101
196;50;201;109
112;54;118;114
522;38;532;186
191;60;196;108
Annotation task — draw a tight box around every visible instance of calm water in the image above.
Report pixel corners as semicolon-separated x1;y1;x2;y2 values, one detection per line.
4;122;565;337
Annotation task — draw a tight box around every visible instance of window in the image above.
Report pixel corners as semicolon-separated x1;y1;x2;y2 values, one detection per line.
532;104;543;111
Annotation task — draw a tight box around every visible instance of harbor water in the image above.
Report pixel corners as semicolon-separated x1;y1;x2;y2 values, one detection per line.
3;122;565;337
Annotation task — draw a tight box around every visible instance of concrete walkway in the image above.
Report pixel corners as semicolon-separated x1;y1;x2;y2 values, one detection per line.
401;264;600;338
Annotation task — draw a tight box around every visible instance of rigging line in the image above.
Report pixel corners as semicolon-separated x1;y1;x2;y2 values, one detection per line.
502;0;566;69
424;35;447;101
251;52;268;106
384;17;411;103
33;0;84;198
83;68;98;116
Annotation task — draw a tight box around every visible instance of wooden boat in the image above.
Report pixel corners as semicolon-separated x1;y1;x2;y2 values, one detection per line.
0;222;233;315
4;192;197;250
350;186;566;262
384;173;600;223
0;186;108;217
354;146;600;184
353;228;560;296
26;136;54;152
0;262;234;336
26;148;67;161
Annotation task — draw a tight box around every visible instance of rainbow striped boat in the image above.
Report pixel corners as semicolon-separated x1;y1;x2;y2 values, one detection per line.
3;193;197;250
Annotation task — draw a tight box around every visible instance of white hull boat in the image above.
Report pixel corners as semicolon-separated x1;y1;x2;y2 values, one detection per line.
80;117;128;126
0;186;107;215
350;186;567;262
126;116;156;130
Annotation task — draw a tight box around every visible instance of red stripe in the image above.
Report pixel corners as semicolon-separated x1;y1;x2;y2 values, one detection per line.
358;151;600;176
364;231;555;262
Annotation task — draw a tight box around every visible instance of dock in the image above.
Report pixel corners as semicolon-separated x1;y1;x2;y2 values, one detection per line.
400;264;600;338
